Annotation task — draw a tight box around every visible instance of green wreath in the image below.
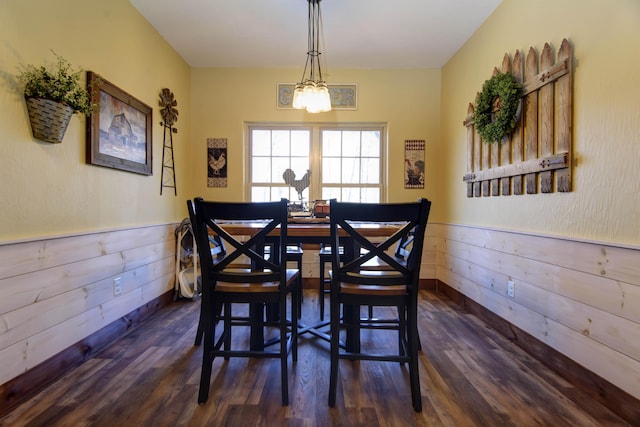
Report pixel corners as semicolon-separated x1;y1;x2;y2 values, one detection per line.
474;72;522;143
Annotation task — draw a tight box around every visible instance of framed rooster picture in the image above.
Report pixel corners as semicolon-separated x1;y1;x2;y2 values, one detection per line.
404;139;425;189
207;137;227;187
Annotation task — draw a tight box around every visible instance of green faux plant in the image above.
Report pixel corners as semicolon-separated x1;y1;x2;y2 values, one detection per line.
474;72;523;143
18;51;93;115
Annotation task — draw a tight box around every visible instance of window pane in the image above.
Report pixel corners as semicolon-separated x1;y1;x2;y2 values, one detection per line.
323;131;341;156
322;186;341;201
272;157;291;182
252;187;270;202
342;131;361;157
322;158;341;183
252;130;271;156
271;186;290;202
342;187;360;202
360;158;380;184
272;130;290;156
291;130;310;156
361;188;380;203
342;158;360;184
252;157;271;183
361;131;380;157
290;159;309;176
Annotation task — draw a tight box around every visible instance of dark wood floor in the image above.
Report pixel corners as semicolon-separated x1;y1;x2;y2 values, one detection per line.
0;290;631;427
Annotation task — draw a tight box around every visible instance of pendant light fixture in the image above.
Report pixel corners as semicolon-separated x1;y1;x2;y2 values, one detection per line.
292;0;331;113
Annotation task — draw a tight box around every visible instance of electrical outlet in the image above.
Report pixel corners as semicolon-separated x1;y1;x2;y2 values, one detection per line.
507;280;515;298
113;277;123;296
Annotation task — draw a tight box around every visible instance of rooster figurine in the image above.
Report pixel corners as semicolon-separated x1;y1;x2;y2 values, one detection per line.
283;168;311;201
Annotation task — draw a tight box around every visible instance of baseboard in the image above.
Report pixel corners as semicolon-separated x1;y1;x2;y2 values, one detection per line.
0;290;174;418
436;280;640;425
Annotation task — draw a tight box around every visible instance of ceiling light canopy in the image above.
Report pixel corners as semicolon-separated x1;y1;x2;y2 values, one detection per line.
292;0;331;113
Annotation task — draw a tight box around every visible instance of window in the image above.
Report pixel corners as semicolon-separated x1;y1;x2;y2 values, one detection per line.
247;124;385;203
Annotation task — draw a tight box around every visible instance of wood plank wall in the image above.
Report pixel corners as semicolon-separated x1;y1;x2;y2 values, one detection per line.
0;225;176;386
437;223;640;401
2;220;638;421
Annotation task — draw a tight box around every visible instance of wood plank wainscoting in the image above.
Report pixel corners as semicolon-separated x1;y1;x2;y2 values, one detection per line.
0;224;176;416
1;222;639;424
437;224;640;424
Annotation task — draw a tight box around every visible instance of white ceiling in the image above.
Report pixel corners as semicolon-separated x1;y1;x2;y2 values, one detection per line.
129;0;502;69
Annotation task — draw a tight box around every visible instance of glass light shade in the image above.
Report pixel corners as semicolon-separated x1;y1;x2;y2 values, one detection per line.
314;82;331;113
292;80;332;113
302;81;316;99
292;84;305;109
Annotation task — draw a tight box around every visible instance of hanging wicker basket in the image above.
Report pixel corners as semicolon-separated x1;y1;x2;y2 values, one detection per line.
25;97;74;143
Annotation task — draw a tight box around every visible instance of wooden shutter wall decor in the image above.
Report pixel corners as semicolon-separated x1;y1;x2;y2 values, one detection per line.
463;39;573;197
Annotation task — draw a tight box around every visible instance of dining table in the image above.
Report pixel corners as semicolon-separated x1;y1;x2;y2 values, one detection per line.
217;217;402;350
219;216;401;244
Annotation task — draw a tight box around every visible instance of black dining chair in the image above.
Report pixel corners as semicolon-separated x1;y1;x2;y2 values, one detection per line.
327;198;431;412
191;197;300;406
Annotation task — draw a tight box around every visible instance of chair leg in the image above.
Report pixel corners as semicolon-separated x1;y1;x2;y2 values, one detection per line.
280;293;290;406
197;300;216;405
319;258;326;320
407;302;422;412
297;258;303;319
291;280;299;362
223;303;232;360
194;308;205;346
197;348;213;404
195;300;223;347
328;294;340;407
413;295;422;350
398;304;406;362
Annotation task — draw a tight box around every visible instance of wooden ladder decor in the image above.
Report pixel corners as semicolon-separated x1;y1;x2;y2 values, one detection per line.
159;88;179;196
463;39;573;197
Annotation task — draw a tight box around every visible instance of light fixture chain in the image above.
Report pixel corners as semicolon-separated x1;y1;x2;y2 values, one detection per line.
292;0;331;113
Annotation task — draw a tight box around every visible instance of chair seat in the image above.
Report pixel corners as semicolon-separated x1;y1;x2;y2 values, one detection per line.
360;257;407;270
340;283;407;295
286;245;304;256
347;270;405;279
215;269;299;293
266;244;303;256
319;245;342;256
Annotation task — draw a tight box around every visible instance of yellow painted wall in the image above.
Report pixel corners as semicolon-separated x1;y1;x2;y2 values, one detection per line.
0;0;638;408
189;68;442;215
0;0;191;242
441;0;640;245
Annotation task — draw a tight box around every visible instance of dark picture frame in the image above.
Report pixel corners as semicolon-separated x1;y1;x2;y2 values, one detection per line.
86;72;152;175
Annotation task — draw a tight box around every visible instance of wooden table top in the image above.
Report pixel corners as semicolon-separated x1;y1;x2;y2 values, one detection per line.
219;219;400;239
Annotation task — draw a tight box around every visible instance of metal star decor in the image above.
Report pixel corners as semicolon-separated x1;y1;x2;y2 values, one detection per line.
159;88;178;132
